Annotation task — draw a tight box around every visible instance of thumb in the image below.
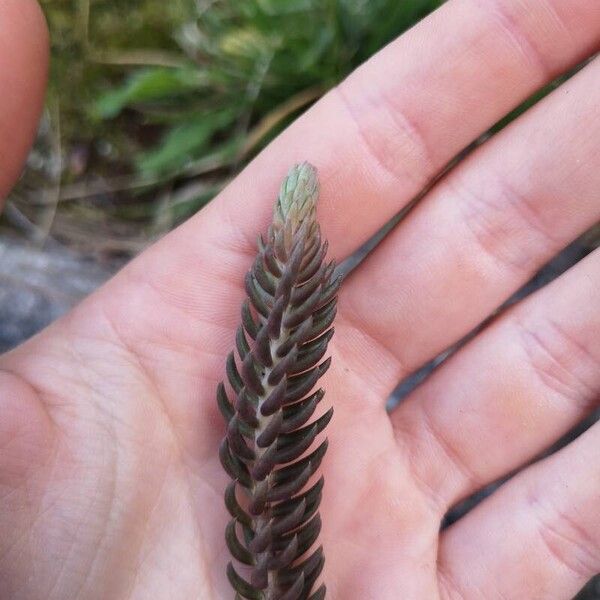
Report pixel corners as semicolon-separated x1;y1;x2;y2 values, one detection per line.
0;369;54;490
0;0;49;206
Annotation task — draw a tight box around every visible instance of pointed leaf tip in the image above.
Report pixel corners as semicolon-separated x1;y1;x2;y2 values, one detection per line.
275;163;319;229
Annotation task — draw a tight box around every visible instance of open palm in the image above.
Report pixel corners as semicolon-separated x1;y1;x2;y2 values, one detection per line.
2;1;600;599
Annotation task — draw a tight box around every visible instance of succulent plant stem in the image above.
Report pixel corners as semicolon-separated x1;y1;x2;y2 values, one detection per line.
219;163;339;599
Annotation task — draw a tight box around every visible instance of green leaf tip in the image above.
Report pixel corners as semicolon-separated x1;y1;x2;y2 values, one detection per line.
274;162;319;230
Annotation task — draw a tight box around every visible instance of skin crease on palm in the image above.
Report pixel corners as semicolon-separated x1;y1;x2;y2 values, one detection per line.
1;0;600;598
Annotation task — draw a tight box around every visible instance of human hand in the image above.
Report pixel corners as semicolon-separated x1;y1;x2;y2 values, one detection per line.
1;1;600;598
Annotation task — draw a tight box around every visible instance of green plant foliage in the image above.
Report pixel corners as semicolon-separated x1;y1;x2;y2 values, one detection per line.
137;107;239;174
95;67;208;119
40;0;190;142
98;0;443;220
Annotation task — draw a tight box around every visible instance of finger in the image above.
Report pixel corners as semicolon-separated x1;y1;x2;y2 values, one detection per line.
92;0;600;402
197;0;600;260
109;0;600;339
391;248;600;512
0;0;49;204
341;55;600;393
438;418;600;600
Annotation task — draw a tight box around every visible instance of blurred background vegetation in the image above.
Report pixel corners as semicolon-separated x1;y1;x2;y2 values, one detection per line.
5;0;443;259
